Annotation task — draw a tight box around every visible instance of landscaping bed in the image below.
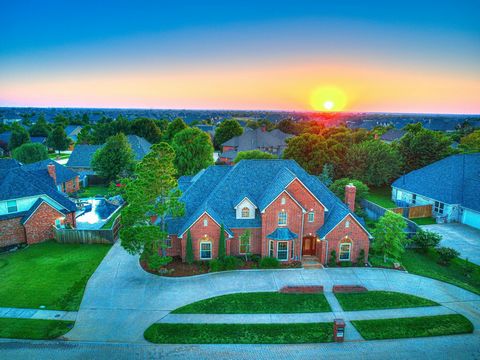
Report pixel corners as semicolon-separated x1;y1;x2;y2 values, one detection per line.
332;285;367;293
280;286;323;293
172;292;331;314
335;291;438;311
0;241;111;310
351;314;473;340
144;322;333;344
0;318;74;340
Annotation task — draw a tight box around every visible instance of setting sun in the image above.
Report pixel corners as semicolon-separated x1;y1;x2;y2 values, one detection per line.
310;86;347;112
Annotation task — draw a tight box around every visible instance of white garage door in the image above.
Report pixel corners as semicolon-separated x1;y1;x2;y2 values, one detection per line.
462;209;480;230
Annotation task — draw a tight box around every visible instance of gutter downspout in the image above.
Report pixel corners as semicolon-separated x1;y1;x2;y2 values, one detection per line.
299;210;305;260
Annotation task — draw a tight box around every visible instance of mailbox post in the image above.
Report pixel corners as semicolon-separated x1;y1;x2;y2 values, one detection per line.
333;318;345;342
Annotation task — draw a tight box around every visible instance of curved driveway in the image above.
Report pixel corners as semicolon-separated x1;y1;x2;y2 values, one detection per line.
66;242;480;346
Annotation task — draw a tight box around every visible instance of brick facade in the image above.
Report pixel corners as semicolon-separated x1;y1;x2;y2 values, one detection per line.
24;202;67;244
63;177;80;194
0;217;26;247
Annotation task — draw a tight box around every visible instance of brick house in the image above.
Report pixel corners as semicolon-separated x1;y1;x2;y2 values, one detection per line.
162;160;371;264
219;127;292;164
22;159;81;194
0;159;78;248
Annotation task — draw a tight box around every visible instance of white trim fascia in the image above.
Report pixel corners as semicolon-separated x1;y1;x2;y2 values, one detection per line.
234;197;258;210
22;200;66;224
261;190;306;213
179;211;233;238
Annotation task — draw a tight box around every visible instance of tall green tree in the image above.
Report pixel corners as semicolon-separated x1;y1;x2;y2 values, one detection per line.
76;125;95;144
120;142;185;264
131;117;163;144
459;130;480;153
172;127;214;176
186;230;194;264
92;133;134;181
277;118;300;135
218;224;226;260
214;119;243;148
346;140;402;186
398;124;452;172
163;118;187;143
29;114;50;137
234;150;276;163
9;124;30;150
46;126;70;154
12;143;48;164
283;133;331;175
372;211;409;263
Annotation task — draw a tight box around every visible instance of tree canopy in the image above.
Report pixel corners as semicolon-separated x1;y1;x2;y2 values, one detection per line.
329;178;369;206
460;130;480;153
91;133;134;182
46;126;70;154
130;117;163;144
214;119;243;148
163;118;188;143
372;211;409;262
282;133;332;175
234;150;276;163
172;127;214;176
29;115;50;137
9;124;30;150
12;143;48;164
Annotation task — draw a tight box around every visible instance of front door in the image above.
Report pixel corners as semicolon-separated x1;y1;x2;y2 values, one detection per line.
302;236;317;256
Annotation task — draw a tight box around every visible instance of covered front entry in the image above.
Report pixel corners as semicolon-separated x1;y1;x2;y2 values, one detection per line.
302;235;317;256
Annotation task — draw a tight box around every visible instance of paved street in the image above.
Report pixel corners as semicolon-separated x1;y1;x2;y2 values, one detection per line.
422;223;480;265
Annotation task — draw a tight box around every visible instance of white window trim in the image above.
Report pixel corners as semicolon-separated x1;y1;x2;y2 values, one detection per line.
277;241;289;262
308;211;315;222
278;211;287;226
199;241;212;260
339;243;351;261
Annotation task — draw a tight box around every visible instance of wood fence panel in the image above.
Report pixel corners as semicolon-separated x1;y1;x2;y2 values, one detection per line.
391;208;404;215
54;227;115;244
408;205;432;219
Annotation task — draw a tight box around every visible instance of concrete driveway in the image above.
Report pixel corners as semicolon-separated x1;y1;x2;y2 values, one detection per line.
421;223;480;265
64;242;480;347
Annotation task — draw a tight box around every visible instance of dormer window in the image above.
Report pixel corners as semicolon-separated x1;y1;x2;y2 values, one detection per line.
241;207;250;218
278;211;287;226
203;218;208;227
281;197;286;205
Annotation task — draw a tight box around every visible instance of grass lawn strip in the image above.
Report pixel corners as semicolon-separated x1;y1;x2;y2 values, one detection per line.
412;217;437;225
351;314;473;340
172;292;331;314
335;291;438;311
401;249;480;295
77;184;110;198
0;318;74;340
144;322;333;344
365;187;396;209
0;241;111;310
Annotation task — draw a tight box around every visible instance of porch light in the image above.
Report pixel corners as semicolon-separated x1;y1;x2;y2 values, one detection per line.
316;238;320;242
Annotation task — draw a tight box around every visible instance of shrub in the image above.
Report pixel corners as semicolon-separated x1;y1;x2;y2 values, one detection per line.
412;229;442;252
250;254;261;263
329;250;337;267
259;257;280;269
209;259;224;272
147;254;172;270
357;249;366;265
223;256;243;270
340;261;352;267
436;247;459;266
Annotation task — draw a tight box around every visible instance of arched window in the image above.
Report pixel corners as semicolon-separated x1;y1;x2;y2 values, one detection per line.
278;211;287;226
241;207;250;218
203;218;208;227
339;243;351;261
281;197;286;205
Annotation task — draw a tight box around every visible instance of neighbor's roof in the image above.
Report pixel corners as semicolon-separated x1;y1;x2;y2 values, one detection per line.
22;159;79;185
0;158;21;170
392;153;480;212
380;129;406;142
222;128;291;150
66;135;151;168
164;159;369;239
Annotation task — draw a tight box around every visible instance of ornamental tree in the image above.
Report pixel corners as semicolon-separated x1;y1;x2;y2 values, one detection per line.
186;230;194;264
372;211;409;263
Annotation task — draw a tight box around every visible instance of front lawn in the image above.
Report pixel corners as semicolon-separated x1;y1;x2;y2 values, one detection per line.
0;241;110;310
0;318;74;340
401;249;480;295
77;184;110;198
144;322;333;344
335;291;438;311
172;292;331;314
351;314;473;340
365;186;396;209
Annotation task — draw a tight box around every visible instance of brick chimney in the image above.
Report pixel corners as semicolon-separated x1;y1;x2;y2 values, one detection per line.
47;163;57;184
345;183;356;212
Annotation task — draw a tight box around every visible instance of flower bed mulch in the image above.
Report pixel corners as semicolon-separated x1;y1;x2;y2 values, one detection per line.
332;285;368;293
141;257;303;277
279;286;324;294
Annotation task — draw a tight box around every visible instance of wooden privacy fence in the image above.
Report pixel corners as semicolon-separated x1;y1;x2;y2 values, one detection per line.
408;205;432;219
54;215;121;244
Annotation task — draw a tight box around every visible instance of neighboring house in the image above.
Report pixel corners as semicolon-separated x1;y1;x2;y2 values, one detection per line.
392;153;480;229
380;129;406;143
64;125;83;143
0;159;78;248
22;159;80;194
66;135;152;184
219;127;292;164
161;159;371;264
194;124;216;139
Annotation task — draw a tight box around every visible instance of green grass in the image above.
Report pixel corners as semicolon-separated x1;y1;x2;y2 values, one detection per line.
412;217;437;225
77;184;110;198
0;318;74;340
144;322;333;344
172;292;331;314
401;249;480;295
335;291;438;311
0;241;110;310
48;152;70;160
365;186;396;209
369;254;396;268
101;207;124;229
351;314;473;340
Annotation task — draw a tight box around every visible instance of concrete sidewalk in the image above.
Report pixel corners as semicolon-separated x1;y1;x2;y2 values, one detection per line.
0;307;77;321
158;306;454;324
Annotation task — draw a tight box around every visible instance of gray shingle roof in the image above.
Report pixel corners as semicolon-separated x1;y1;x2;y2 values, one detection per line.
22;159;79;185
0;158;21;170
380;129;406;142
392;153;480;212
166;160;369;239
66;135;151;168
222;128;291;151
